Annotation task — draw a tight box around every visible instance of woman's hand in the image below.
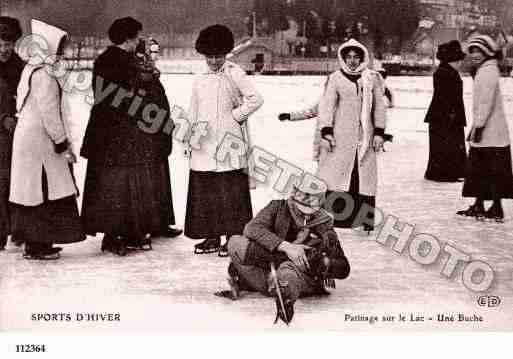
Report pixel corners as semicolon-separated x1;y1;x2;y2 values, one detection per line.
373;135;385;152
471;127;484;143
278;241;311;271
321;134;336;152
64;148;77;163
2;115;16;134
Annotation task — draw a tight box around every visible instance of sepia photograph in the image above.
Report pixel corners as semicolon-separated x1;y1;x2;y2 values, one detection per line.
0;1;512;350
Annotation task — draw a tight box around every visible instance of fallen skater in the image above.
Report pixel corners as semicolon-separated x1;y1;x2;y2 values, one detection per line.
215;184;350;325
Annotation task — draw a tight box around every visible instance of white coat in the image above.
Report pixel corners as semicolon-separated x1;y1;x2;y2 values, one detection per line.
9;20;76;206
317;39;386;196
188;61;263;172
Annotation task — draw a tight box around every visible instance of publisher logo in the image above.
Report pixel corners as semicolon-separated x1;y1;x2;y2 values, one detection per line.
477;295;501;308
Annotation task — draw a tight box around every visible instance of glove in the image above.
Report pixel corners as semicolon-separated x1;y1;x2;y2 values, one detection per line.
472;127;484;143
278;113;290;121
2;115;16;134
305;248;335;288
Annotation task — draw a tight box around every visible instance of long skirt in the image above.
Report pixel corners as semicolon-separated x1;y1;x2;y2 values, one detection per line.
323;156;376;229
425;123;467;182
81;160;176;239
10;167;84;245
185;169;253;239
462;146;513;200
0;168;10;246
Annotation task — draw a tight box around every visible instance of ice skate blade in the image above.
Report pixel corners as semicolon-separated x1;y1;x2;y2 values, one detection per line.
194;247;220;255
23;253;60;260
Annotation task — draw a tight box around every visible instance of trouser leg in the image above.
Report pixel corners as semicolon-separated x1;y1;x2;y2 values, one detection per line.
227;235;270;294
276;261;318;302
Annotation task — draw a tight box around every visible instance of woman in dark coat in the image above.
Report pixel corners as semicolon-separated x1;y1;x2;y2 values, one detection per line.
81;17;177;255
0;17;24;250
133;38;182;239
424;40;467;182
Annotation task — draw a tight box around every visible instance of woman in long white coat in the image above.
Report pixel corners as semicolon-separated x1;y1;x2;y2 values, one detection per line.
318;39;386;232
10;20;84;259
185;25;263;256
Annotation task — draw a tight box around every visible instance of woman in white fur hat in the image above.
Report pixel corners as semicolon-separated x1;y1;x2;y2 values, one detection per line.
317;39;387;232
10;20;84;259
457;35;513;222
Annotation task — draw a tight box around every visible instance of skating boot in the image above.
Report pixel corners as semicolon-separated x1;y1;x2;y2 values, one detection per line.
126;234;152;251
23;244;62;260
101;235;128;256
194;237;221;254
484;205;505;223
457;204;485;220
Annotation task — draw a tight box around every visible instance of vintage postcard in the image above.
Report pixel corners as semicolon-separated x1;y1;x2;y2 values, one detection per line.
0;1;512;347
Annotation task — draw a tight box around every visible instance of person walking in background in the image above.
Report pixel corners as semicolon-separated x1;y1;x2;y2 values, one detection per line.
317;39;387;233
373;61;394;108
457;35;513;222
10;20;84;259
185;24;263;257
0;17;24;251
81;17;168;255
424;40;467;182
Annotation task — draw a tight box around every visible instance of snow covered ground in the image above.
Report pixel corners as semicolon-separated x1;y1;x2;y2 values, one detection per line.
1;74;513;331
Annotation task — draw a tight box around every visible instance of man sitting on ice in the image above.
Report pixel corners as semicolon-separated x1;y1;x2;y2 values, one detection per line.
215;184;350;325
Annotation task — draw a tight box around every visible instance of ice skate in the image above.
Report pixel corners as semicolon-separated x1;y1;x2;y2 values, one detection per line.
269;263;295;325
484;205;505;223
126;235;153;251
194;237;221;254
457;204;485;220
101;235;128;256
23;245;62;260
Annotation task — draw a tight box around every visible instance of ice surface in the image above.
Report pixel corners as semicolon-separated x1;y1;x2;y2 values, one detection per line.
1;74;513;331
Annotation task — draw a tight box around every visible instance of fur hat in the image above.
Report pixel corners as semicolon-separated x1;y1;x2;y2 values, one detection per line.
0;16;22;42
467;35;500;58
436;40;466;62
195;24;234;56
108;17;142;45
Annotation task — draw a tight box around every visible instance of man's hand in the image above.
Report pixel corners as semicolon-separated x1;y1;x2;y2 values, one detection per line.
278;241;311;271
373;135;385;152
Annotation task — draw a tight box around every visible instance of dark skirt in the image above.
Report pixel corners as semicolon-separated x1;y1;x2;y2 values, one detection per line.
425;123;467;182
11;195;84;245
10;165;84;245
323;155;375;229
462;146;513;200
185;169;253;239
81;160;176;238
0;168;10;244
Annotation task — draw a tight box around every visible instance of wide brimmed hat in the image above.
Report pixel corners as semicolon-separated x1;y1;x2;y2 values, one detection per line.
436;40;466;62
0;16;22;42
467;35;499;58
195;24;234;56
